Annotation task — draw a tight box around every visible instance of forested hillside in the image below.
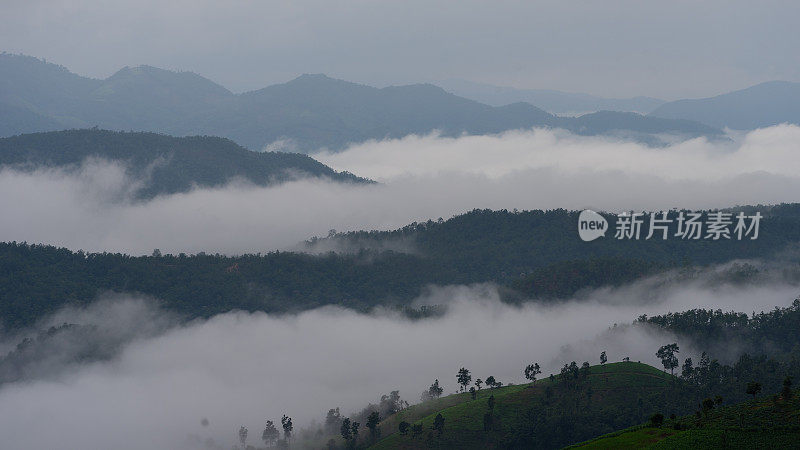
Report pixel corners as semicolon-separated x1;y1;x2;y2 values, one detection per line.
0;129;368;198
3;205;800;329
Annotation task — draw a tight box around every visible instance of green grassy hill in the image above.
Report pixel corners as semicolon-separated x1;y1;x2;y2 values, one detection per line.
366;362;676;449
571;388;800;449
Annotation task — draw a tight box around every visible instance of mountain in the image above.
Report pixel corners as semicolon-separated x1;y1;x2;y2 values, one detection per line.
649;81;800;130
84;65;234;131
438;78;666;114
0;54;721;152
3;205;800;329
0;102;64;136
562;110;720;144
210;74;559;150
0;129;368;198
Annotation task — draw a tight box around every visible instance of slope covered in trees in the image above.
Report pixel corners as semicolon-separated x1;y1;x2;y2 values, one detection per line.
0;129;368;198
637;299;800;366
0;54;721;151
3;204;800;329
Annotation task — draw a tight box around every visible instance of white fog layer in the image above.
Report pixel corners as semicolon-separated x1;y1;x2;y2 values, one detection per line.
2;126;800;255
0;271;797;450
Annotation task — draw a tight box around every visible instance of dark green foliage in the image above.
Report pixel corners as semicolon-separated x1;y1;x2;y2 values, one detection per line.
340;418;351;441
640;298;800;363
281;415;292;440
3;205;800;330
746;381;762;399
325;408;342;435
398;421;409;435
649;413;664;427
782;377;793;401
366;411;380;438
432;414;445;436
482;412;493;432
701;398;715;416
456;367;471;392
656;343;680;375
423;380;443;401
319;205;800;290
524;363;541;384
0;129;368;198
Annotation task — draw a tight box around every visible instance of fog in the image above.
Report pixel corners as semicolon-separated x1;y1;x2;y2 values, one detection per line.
0;264;796;450
2;126;800;255
315;125;800;182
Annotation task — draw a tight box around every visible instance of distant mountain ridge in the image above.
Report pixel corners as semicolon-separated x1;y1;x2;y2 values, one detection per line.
649;80;800;129
437;78;666;114
0;129;368;198
0;53;721;152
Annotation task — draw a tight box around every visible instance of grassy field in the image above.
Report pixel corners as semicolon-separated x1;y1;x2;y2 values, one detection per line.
368;362;673;449
571;388;800;449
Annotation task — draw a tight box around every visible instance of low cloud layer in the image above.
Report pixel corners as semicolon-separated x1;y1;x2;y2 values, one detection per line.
315;125;800;181
0;268;797;450
2;126;800;255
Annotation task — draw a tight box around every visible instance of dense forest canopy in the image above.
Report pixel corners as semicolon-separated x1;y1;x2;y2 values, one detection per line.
2;204;800;329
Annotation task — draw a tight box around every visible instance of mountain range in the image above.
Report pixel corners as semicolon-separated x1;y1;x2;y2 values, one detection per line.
649;80;800;130
440;78;800;132
437;78;667;114
0;53;722;152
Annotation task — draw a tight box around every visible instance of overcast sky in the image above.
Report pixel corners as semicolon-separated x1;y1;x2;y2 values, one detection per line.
2;0;799;99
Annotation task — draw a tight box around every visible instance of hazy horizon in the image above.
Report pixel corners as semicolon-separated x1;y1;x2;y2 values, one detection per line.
3;1;800;100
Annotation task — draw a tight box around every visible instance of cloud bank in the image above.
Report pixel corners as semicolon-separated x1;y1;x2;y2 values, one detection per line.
0;268;797;450
2;126;800;255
